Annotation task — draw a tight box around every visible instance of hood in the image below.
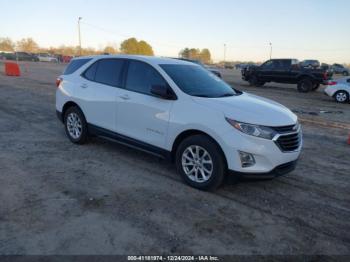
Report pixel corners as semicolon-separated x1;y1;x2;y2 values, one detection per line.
192;93;297;126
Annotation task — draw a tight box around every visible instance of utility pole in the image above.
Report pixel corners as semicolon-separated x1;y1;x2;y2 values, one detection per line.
269;42;272;60
224;44;227;63
78;17;82;56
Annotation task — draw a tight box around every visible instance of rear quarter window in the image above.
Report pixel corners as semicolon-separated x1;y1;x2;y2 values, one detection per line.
63;58;92;75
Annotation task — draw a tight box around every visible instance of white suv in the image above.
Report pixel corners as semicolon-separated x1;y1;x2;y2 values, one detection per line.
56;55;302;190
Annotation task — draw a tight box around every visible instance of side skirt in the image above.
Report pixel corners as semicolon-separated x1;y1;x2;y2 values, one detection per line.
88;124;172;161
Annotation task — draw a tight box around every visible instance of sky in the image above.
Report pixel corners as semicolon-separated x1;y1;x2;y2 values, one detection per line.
1;0;350;63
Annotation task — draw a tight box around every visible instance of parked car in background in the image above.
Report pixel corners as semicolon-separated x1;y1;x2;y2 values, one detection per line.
331;64;349;76
224;63;234;69
15;52;39;62
235;64;243;70
62;55;73;63
37;53;58;62
242;58;331;92
236;63;256;70
175;58;222;78
0;52;16;60
300;60;320;68
324;77;350;103
56;55;302;190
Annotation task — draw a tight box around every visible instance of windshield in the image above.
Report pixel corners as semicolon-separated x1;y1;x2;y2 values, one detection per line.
160;64;236;98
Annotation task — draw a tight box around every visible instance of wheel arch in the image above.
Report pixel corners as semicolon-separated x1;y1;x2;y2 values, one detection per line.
62;101;84;121
171;129;228;169
297;74;315;81
333;89;350;97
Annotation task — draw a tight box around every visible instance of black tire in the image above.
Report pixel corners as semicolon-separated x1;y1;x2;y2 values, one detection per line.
248;75;258;86
334;91;349;103
297;78;313;93
256;81;265;87
64;106;89;144
248;76;264;87
175;135;226;191
312;83;320;91
343;71;349;76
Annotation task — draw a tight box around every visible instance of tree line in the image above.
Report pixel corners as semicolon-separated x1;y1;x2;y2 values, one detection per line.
0;37;154;57
178;48;212;64
0;36;214;64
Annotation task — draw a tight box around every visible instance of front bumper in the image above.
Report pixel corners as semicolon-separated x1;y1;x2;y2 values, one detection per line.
218;127;302;175
230;160;298;179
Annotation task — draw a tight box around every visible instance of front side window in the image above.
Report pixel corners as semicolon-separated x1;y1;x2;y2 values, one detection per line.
94;59;125;87
160;64;236;98
261;60;275;69
126;61;167;95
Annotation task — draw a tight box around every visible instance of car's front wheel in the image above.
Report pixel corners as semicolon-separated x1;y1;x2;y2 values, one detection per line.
334;91;349;103
175;135;226;191
64;106;88;144
249;76;264;87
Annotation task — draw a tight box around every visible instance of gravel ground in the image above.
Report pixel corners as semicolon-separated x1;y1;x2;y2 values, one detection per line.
0;62;349;256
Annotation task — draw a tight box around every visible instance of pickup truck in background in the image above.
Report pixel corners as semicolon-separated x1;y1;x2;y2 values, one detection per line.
242;59;332;92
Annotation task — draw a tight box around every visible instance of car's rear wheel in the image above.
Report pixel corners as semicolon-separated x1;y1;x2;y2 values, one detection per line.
64;106;88;144
334;91;349;103
175;135;226;191
297;78;313;93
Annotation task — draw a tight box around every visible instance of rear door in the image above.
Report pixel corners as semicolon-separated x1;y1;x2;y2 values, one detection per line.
116;60;174;148
78;58;126;132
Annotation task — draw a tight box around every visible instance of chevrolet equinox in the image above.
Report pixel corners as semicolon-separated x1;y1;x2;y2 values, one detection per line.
56;55;302;190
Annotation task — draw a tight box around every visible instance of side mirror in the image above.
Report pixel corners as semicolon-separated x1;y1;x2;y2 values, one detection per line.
150;85;177;100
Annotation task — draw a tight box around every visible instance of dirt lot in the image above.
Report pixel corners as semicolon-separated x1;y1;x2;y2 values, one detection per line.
0;62;349;256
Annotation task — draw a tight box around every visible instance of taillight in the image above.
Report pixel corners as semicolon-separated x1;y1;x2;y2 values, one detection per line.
56;77;62;87
327;81;337;86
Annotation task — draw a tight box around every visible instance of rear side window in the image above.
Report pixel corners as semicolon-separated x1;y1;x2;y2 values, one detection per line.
125;61;167;95
63;59;91;75
83;62;98;81
94;59;125;87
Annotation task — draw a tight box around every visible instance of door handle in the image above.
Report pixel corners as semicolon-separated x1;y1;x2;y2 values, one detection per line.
119;94;130;100
80;83;88;89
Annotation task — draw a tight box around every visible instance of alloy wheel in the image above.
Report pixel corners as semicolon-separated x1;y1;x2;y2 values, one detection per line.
335;92;348;102
66;112;82;139
181;145;213;183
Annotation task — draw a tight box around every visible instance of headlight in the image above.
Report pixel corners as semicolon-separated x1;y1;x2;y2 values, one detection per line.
226;118;277;140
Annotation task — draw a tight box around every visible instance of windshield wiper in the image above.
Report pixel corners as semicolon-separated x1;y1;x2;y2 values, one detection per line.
191;94;211;97
217;93;235;97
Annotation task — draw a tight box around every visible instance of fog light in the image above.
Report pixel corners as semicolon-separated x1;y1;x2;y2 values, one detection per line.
239;151;256;168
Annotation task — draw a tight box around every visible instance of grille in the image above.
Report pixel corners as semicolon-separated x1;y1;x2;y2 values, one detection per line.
275;132;301;152
272;124;297;133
